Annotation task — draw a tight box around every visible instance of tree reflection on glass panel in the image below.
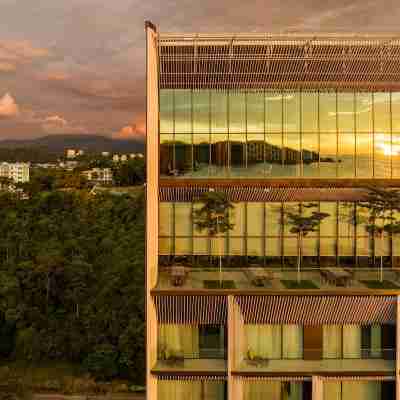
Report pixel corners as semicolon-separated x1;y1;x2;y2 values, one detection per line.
266;91;283;133
229;92;246;133
174;134;192;177
302;92;318;133
356;92;373;132
159;89;174;133
211;91;228;133
174;90;191;133
320;92;337;132
159;134;174;176
283;92;300;133
338;133;355;178
356;133;373;177
374;133;391;178
284;133;301;177
374;92;391;134
229;133;246;177
193;134;210;178
247;91;265;132
319;133;337;177
338;92;355;133
247;134;265;177
193;90;210;133
302;134;319;177
210;133;228;177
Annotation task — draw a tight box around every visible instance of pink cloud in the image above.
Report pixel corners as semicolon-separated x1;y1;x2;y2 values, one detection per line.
0;93;19;118
112;123;145;139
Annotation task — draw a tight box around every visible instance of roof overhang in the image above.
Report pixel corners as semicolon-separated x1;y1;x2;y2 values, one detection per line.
158;33;400;91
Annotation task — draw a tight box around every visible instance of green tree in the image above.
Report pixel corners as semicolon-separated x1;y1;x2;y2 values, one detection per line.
285;203;329;283
193;191;234;286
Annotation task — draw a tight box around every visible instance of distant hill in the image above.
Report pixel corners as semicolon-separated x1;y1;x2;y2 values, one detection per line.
0;134;145;154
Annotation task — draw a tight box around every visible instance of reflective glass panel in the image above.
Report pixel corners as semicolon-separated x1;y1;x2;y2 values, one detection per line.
338;92;355;133
392;133;400;177
392;92;400;132
283;91;300;132
283;133;301;177
266;91;283;132
302;133;319;177
247;91;265;132
160;134;174;176
159;89;174;133
319;133;337;177
193;90;209;133
374;92;391;134
174;89;191;133
320;92;337;132
247;133;265;177
159;203;173;237
247;203;264;236
174;134;192;176
320;202;337;236
210;133;228;177
356;92;373;132
338;133;355;178
211;91;228;133
193;134;210;178
229;133;246;177
265;134;283;177
230;202;245;237
356;133;373;177
229;92;246;132
266;203;282;236
338;202;355;237
175;203;192;236
302;91;318;133
374;133;391;178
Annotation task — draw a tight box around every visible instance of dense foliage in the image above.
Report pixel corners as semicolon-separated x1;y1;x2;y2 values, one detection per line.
0;189;145;384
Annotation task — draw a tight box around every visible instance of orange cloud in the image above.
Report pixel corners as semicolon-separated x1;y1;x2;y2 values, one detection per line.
0;93;19;118
0;62;16;72
112;123;145;140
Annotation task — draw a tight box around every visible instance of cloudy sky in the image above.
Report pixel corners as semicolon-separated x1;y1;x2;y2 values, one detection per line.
0;0;399;140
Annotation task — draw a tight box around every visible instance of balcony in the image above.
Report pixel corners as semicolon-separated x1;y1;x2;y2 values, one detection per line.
155;264;400;292
154;324;227;375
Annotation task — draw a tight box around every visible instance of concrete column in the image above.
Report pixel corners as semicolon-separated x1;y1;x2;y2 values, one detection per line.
312;376;323;400
146;20;159;400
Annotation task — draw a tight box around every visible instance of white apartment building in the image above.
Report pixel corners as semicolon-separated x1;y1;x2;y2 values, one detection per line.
0;162;30;183
81;168;113;184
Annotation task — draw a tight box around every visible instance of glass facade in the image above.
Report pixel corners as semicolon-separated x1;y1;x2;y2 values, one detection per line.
159;201;396;268
160;90;400;179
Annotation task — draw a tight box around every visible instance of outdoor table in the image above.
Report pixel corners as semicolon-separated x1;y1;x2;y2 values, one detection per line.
323;267;352;287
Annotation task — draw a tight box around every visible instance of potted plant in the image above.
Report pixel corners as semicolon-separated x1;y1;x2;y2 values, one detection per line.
193;190;235;287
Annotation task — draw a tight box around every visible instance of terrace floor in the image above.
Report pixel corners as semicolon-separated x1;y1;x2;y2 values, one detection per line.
237;358;395;375
155;267;400;292
152;358;227;374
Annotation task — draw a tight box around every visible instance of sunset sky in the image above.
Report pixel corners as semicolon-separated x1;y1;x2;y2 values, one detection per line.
0;0;399;141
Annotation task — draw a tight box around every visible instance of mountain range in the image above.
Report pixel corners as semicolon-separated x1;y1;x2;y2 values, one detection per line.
0;134;145;154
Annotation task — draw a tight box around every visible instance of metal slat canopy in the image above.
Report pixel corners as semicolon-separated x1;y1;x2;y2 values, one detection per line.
158;33;400;90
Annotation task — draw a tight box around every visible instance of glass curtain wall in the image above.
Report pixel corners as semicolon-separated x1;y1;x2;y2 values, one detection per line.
160;90;400;179
159;201;395;268
158;380;226;400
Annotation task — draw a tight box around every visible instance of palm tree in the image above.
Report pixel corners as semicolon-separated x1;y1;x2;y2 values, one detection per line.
193;190;234;287
285;203;329;283
360;187;400;282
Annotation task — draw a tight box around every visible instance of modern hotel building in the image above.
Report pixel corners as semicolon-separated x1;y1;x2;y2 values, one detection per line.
146;22;400;400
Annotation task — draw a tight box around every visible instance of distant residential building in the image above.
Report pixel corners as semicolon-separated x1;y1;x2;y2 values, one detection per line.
120;154;128;162
112;154;120;162
81;168;113;184
0;162;30;183
66;149;84;159
102;152;110;157
136;153;144;159
59;161;79;171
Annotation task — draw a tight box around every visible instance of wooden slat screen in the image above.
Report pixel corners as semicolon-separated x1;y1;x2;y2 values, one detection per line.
154;295;227;324
236;296;396;324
